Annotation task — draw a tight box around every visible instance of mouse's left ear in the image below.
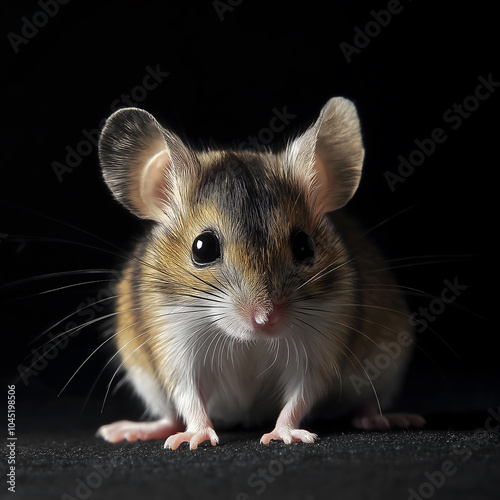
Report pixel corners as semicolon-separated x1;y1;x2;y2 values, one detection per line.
285;97;364;214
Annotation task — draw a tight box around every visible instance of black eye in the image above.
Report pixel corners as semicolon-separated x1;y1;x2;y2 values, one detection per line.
192;231;221;266
290;229;315;266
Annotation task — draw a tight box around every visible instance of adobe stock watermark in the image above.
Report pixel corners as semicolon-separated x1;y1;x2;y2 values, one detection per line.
235;449;298;499
16;272;119;386
407;407;500;500
6;385;17;494
350;276;466;394
339;0;412;63
349;330;413;395
236;106;297;153
408;276;467;334
7;0;71;54
213;0;244;21
61;462;113;500
385;73;499;192
52;64;170;182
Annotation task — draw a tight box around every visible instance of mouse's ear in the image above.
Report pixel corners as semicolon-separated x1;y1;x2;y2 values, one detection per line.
98;108;195;222
285;97;364;214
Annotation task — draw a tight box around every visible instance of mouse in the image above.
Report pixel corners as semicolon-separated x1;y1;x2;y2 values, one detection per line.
96;97;425;450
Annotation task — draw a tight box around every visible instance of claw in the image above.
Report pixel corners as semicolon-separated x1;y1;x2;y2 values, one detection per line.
260;428;317;445
164;428;219;450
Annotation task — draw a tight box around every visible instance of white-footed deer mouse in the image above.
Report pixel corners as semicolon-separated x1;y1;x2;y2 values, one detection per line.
96;97;424;449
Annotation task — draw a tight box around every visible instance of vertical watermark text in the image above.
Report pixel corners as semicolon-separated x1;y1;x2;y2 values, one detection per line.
6;385;16;493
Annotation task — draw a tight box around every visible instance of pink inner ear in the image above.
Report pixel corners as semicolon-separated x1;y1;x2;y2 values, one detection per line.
141;148;172;217
311;153;333;217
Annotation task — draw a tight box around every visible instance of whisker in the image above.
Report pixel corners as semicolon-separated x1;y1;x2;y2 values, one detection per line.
294;316;383;416
5;205;231;307
187;270;229;298
3;202;132;256
5;279;117;305
301;300;462;364
101;327;164;412
28;293;119;348
204;330;224;368
369;254;475;274
211;330;226;372
0;234;125;259
294;257;354;293
14;307;140;386
360;204;417;239
31;306;141;353
290;336;300;371
296;308;384;355
82;321;144;410
58;319;140;398
258;339;280;378
284;336;290;368
221;334;233;371
0;269;117;290
145;274;227;305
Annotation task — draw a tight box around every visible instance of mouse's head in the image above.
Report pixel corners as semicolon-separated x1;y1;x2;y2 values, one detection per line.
99;98;364;342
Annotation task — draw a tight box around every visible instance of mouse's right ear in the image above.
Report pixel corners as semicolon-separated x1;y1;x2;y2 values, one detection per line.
285;97;364;215
98;108;195;222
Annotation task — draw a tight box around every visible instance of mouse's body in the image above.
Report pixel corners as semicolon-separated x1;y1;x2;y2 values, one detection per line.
97;98;424;449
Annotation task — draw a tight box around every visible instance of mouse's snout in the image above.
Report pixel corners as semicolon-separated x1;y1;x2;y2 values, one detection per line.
248;302;287;336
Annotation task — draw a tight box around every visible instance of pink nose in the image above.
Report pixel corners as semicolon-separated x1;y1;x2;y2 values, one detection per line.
251;304;283;333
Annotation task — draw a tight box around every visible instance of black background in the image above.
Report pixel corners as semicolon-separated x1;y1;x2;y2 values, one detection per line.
1;0;497;425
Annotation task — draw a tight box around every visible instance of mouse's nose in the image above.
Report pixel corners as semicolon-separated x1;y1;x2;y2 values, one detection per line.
251;303;284;334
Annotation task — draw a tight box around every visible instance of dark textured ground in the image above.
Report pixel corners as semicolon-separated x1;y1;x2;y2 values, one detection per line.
11;418;500;500
5;381;500;500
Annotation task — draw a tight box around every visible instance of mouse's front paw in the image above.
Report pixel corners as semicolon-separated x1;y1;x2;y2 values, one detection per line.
164;427;219;450
260;427;318;445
